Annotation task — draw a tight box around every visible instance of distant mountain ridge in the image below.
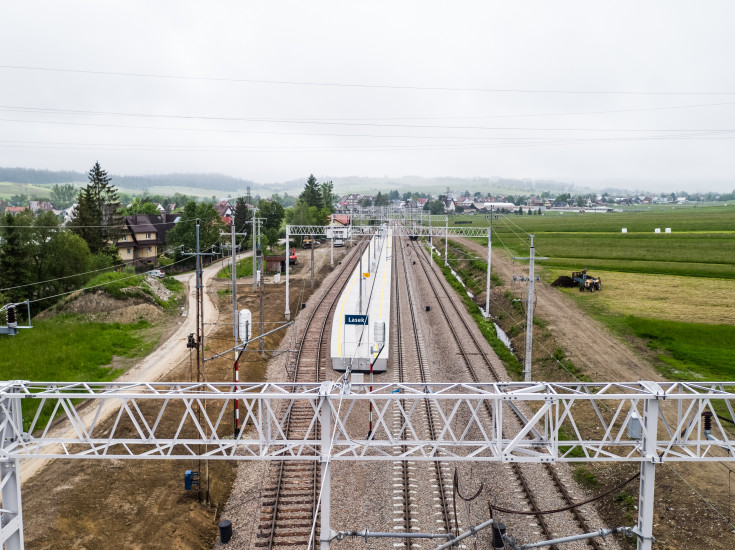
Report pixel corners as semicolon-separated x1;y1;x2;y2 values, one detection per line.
0;167;260;192
2;167;637;197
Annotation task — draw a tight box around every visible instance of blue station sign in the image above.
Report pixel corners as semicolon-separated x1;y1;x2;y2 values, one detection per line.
345;314;368;325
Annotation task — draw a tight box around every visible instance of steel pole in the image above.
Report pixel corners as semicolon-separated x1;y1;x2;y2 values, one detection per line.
0;387;23;550
195;219;202;383
319;390;332;550
252;211;257;290
444;215;448;266
485;221;492;318
231;215;239;435
429;226;433;266
285;226;290;320
636;395;660;550
359;248;363;314
524;235;535;382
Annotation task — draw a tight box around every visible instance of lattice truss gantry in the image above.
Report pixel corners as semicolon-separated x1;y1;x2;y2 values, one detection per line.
2;380;735;463
286;224;489;238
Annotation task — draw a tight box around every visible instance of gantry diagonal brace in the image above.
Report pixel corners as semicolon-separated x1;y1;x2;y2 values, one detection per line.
3;380;735;463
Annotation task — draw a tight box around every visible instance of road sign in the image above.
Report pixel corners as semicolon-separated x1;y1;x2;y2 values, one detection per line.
345;314;368;325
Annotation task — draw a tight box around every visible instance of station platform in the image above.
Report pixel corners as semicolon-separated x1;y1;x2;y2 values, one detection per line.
331;226;392;373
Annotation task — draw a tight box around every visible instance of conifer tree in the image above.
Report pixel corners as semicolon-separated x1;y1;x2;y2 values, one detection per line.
300;174;323;209
69;162;122;255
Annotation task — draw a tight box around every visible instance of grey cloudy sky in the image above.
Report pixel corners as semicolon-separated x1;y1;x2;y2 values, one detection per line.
2;1;735;192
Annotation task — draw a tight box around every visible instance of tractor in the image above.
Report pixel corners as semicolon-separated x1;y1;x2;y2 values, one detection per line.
572;269;602;292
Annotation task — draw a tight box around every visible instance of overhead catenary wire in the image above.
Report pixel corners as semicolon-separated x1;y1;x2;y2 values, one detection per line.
0;217;197;229
4;64;735;96
24;256;191;304
3;98;735;122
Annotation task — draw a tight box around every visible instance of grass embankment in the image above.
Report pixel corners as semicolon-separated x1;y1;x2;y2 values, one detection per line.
429;244;522;378
1;315;156;428
3;270;185;428
84;271;184;309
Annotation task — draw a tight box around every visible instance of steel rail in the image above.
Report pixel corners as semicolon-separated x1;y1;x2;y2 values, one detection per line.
258;241;365;549
409;239;581;550
437;237;606;550
394;236;454;544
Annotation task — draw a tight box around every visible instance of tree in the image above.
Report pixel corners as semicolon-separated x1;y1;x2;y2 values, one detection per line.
300;174;323;209
69;162;122;255
374;192;390;207
271;192;296;207
388;190;400;201
233;196;251;247
167;201;225;263
51;183;77;208
0;210;93;309
424;199;444;214
359;197;373;208
121;197;159;215
319;180;335;213
0;212;34;302
8;194;28;207
258;199;285;232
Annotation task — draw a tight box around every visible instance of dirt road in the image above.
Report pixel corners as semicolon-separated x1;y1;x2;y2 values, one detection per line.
19;253;250;483
458;237;661;382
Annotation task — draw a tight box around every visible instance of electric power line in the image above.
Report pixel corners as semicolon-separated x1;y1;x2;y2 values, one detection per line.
3;64;735;96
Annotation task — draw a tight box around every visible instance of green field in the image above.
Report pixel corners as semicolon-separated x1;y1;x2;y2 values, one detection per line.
0;315;156;429
446;205;735;381
0;181;54;199
453;205;735;279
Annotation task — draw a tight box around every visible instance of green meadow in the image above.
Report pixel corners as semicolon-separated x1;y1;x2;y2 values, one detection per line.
0;315;156;429
448;205;735;380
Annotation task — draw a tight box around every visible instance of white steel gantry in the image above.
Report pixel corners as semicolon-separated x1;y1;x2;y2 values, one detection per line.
3;380;735;549
284;223;491;319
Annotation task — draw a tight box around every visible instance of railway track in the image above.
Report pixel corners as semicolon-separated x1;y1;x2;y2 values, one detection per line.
255;241;366;549
391;235;456;546
408;238;605;550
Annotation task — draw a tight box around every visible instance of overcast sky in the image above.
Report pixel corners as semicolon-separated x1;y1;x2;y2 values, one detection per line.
2;1;735;192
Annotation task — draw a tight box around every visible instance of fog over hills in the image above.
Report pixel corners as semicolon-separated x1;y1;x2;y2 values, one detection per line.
0;166;719;198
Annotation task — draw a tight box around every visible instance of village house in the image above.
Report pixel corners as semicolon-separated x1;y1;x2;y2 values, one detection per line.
116;213;176;268
29;200;55;214
4;206;27;216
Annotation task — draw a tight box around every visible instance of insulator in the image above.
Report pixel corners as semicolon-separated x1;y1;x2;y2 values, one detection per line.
703;411;713;433
7;306;17;328
186;333;197;349
491;521;506;549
